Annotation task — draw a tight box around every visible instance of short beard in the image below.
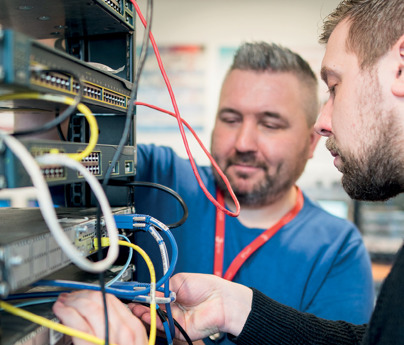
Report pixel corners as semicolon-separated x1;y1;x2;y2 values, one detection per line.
326;117;404;202
213;152;296;207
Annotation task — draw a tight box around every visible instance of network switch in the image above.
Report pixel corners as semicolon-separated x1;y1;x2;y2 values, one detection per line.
0;29;133;114
0;0;134;39
0;207;130;296
0;139;136;188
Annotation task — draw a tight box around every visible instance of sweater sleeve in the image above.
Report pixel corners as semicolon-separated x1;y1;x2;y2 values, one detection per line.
229;288;367;345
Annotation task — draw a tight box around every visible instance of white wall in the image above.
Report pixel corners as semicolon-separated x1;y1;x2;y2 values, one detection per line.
134;0;343;189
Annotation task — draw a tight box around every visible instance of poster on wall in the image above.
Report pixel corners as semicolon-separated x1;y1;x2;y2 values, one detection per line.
135;45;207;134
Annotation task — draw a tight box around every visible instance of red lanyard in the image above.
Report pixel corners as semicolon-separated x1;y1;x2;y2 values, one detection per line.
214;187;304;281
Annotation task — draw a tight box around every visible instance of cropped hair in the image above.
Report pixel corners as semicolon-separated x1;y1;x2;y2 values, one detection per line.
229;42;319;127
319;0;404;69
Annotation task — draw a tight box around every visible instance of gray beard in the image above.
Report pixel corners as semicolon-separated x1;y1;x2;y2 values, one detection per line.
216;173;292;207
213;154;296;207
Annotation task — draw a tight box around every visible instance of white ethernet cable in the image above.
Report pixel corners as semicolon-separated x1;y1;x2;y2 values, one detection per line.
0;130;119;273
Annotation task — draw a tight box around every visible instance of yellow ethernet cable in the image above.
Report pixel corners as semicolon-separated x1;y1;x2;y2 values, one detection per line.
96;238;157;345
0;300;117;345
0;92;98;161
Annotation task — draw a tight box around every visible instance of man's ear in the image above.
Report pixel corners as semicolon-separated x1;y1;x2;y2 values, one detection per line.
391;34;404;97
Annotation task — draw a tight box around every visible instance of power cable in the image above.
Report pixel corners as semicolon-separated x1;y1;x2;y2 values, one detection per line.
108;180;188;229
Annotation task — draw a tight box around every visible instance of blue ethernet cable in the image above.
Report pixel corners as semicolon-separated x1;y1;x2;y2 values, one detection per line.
32;280;175;303
0;298;57;310
114;214;178;337
4;291;67;300
145;218;177;338
146;216;178;337
114;214;178;289
156;304;173;345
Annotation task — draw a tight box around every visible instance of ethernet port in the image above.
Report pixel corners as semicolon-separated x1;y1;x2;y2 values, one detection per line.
109;161;119;174
125;13;133;26
125;0;133;12
125;161;133;174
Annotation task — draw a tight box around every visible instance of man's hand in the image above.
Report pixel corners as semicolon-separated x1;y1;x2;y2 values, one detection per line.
52;273;252;344
53;290;148;345
129;273;253;341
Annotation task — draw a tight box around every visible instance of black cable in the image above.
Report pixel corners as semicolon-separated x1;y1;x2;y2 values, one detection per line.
98;271;109;345
169;313;193;345
93;212;110;345
55;110;67;141
139;302;193;345
101;0;153;188
95;2;153;344
157;308;192;345
107;180;189;229
12;69;84;137
56;124;66;141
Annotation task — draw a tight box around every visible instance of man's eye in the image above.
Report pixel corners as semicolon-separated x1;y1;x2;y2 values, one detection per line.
220;116;238;124
262;123;279;129
327;85;336;95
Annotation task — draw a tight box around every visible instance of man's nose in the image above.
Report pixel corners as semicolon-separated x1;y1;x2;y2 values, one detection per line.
234;122;258;152
315;100;333;137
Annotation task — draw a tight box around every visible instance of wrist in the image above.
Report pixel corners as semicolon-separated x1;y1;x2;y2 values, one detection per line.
221;282;253;336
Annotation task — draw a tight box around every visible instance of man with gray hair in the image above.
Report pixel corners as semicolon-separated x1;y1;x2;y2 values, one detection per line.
133;41;373;339
54;41;375;344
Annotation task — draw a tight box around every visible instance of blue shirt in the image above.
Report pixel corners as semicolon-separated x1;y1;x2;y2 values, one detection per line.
133;144;375;342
